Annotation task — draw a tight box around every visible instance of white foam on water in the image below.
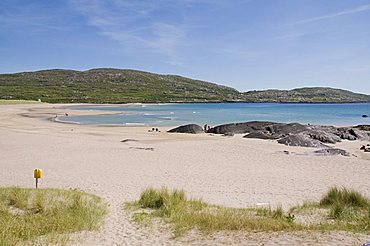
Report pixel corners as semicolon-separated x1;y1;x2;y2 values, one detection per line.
158;117;178;120
124;122;146;126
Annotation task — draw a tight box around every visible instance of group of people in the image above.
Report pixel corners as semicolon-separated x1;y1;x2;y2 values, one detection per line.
148;128;161;132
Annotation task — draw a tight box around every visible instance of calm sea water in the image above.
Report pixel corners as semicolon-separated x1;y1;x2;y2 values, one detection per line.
58;103;370;127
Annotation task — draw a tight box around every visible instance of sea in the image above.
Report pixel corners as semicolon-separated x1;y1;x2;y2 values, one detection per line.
57;103;370;127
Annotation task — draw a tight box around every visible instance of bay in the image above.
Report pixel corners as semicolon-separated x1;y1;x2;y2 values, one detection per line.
58;103;370;127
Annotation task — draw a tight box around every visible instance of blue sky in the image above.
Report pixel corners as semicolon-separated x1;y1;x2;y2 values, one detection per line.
1;0;370;93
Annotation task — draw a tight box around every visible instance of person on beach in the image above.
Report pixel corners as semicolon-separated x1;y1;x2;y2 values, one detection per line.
204;124;208;132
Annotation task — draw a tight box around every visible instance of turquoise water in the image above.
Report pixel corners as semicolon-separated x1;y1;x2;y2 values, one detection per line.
58;103;370;126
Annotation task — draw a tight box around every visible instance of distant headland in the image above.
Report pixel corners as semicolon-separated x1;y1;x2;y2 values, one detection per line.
1;68;369;103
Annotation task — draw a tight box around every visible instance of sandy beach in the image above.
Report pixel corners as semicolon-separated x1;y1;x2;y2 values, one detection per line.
0;103;369;245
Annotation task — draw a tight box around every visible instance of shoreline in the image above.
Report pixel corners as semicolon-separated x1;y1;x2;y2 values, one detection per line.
47;102;369;128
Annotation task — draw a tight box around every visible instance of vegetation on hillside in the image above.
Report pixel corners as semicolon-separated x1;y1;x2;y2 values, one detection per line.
243;87;370;103
125;187;370;237
0;187;107;245
0;68;369;103
0;69;240;103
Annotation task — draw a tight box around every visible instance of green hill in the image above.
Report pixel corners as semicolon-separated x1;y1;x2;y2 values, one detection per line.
0;68;369;103
0;69;240;103
243;87;370;103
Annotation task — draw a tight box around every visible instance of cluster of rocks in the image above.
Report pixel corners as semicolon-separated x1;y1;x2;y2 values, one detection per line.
360;144;370;152
206;121;370;147
168;122;370;156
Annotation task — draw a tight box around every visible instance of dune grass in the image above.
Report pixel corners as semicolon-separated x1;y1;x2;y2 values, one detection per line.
318;187;369;231
290;187;370;232
320;187;369;208
126;187;370;237
125;187;298;237
0;99;42;105
0;187;107;245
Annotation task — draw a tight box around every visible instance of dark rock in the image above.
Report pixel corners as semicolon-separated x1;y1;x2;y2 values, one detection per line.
313;148;350;156
268;123;310;136
244;131;280;140
207;121;277;134
277;133;328;148
337;128;370;141
360;145;366;150
204;121;370;148
168;124;204;134
307;130;342;144
355;125;370;131
362;115;368;118
365;147;370;152
121;139;138;143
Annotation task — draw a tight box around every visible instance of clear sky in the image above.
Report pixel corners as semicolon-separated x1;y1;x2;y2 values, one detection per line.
1;0;370;93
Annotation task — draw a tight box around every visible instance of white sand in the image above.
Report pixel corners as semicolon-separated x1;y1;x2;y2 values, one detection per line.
0;104;369;245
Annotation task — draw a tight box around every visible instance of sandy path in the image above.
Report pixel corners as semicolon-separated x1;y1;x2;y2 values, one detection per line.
0;104;369;245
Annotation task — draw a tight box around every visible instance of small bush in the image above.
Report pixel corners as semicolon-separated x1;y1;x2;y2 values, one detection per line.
285;213;295;223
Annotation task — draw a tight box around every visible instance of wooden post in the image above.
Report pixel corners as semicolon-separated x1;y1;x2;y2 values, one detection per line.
36;177;38;189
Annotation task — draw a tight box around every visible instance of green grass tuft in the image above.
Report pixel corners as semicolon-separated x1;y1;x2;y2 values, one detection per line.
127;187;370;237
0;187;107;245
320;187;369;208
128;187;297;237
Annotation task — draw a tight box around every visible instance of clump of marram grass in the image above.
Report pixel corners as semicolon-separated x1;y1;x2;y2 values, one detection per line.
316;187;370;231
138;187;186;210
0;187;107;245
320;187;369;208
127;187;370;237
288;187;370;232
126;187;297;237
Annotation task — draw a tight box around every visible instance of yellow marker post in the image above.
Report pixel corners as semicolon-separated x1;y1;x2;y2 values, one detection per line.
34;169;43;189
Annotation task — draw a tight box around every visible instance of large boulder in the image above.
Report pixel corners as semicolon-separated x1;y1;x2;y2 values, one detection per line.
168;124;204;134
337;127;370;141
243;130;280;140
268;123;309;136
207;121;276;134
306;130;342;144
277;133;327;148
